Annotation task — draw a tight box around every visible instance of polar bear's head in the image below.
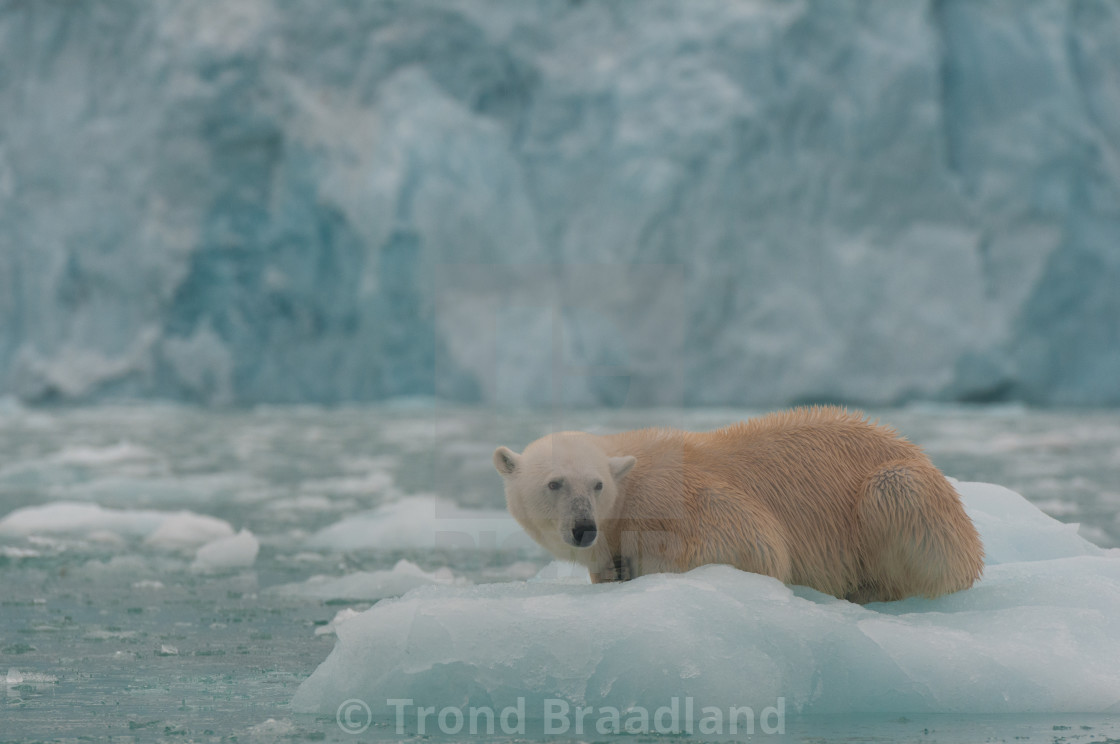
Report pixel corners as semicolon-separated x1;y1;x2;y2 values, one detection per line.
493;432;636;556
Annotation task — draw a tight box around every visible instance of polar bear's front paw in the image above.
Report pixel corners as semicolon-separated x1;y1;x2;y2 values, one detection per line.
613;556;632;582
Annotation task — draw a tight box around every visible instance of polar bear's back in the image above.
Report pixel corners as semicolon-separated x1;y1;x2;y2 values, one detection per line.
599;406;951;596
602;406;922;506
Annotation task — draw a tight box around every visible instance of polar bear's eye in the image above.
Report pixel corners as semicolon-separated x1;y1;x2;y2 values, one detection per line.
593;481;603;491
547;480;562;491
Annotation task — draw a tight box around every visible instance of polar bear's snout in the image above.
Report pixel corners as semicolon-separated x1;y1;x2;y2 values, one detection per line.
563;495;599;548
568;518;598;548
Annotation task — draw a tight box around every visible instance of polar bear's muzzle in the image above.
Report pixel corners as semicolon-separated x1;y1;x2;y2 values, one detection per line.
566;518;598;549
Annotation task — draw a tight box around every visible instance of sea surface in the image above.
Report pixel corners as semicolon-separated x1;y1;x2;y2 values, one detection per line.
1;402;1119;743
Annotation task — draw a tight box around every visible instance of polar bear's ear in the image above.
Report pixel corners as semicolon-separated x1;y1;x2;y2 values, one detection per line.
493;446;521;476
609;455;636;481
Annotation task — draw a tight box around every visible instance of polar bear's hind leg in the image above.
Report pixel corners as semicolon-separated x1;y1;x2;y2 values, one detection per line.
852;459;984;603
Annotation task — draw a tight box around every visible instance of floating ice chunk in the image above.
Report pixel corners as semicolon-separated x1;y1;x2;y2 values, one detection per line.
85;629;139;641
191;529;259;572
0;546;40;559
131;580;165;591
145;512;235;550
0;502;237;550
4;669;55;686
61;472;263;506
49;441;156;466
292;483;1120;717
284;552;328;564
0;443;162;489
86;530;127;546
246;718;296;740
305;495;536;553
293;562;1120;717
0;502;164;537
958;480;1102;564
270;559;466;601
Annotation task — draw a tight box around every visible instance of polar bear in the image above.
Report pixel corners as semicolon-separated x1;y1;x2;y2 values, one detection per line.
493;407;984;602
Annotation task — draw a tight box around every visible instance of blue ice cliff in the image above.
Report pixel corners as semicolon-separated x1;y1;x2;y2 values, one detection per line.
1;1;1119;406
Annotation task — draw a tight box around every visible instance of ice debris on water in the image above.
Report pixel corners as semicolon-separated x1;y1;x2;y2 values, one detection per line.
305;495;534;553
270;559;466;602
0;502;234;549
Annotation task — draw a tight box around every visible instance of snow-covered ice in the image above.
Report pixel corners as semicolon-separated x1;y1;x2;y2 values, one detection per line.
292;482;1120;717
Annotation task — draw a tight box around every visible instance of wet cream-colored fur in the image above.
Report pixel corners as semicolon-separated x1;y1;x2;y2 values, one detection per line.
493;407;984;603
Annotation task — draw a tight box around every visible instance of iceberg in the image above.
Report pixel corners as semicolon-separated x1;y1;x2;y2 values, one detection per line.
291;482;1120;718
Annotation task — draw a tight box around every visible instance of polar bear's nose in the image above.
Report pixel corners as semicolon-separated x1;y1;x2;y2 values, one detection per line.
571;519;598;548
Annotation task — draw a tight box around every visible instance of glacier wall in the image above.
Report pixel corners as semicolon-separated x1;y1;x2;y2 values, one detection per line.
1;0;1118;407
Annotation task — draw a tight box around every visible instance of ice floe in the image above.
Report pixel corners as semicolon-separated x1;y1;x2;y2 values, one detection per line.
292;482;1120;718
